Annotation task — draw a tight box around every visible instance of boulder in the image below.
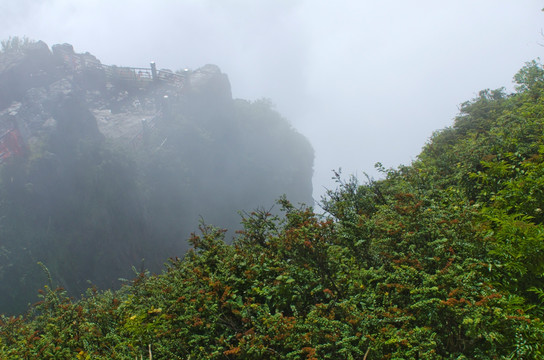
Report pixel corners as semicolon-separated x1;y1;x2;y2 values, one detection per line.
188;64;232;103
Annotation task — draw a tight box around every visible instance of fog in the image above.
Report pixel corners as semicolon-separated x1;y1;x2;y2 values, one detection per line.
1;0;542;201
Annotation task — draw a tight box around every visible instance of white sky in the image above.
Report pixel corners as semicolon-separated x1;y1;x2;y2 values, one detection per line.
1;0;542;202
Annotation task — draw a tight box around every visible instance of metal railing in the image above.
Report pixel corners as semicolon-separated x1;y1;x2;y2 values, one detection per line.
101;63;186;87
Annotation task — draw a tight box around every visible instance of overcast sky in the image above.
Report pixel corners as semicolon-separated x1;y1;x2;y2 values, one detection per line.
1;0;542;202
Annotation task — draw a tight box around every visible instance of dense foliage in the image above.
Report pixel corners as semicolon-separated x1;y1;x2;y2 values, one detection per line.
1;61;544;358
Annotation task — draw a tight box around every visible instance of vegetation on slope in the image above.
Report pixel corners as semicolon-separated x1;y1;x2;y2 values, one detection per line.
1;61;544;359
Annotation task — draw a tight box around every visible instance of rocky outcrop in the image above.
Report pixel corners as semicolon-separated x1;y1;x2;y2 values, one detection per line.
0;40;234;154
51;43;107;93
187;64;232;102
0;74;103;155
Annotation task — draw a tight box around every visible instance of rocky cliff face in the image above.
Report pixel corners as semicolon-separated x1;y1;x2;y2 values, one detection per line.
0;41;233;153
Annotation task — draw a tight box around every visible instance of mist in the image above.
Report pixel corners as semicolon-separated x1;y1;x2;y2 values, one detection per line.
2;2;544;352
1;0;542;200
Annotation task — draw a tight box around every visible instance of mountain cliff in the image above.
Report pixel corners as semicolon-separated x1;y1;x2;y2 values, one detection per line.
0;39;314;314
